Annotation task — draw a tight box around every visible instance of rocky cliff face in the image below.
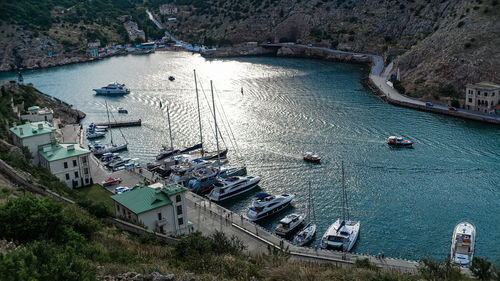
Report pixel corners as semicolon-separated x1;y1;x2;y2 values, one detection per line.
170;0;499;100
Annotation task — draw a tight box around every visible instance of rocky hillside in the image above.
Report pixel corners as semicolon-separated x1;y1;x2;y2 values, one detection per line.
164;0;499;100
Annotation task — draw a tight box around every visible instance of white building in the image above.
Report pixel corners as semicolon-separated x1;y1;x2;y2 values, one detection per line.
20;106;54;123
111;182;192;236
465;81;500;113
38;143;92;188
9;121;56;164
159;4;177;15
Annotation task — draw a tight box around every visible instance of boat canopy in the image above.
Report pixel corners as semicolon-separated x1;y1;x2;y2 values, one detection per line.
255;192;271;199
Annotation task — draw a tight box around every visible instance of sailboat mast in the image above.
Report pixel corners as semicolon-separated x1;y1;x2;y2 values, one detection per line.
194;70;204;156
105;99;113;145
211;80;221;169
166;104;174;161
341;161;345;222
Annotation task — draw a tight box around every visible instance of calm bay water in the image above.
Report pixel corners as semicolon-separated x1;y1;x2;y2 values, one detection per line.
2;52;499;261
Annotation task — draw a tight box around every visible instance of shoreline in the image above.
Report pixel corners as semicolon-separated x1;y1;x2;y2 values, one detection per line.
7;44;499;125
203;44;500;125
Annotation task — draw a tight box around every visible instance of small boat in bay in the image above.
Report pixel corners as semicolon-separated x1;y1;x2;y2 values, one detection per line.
168;76;175;81
87;131;105;139
321;162;360;252
450;222;476;265
118;107;128;114
93;82;130;95
303;152;321;163
387;136;413;147
246;193;295;221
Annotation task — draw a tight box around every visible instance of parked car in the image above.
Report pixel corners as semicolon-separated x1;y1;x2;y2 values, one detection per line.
448;106;457;111
307;43;312;47
114;186;130;194
425;102;434;106
102;177;122;187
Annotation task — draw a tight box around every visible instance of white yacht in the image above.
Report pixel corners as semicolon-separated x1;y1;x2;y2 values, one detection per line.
93;82;130;95
87;131;105;139
206;175;261;202
275;213;304;236
92;143;128;155
246;193;295;221
450;222;476;265
321;162;360;252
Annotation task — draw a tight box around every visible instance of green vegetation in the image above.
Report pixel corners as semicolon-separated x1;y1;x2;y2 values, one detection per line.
73;184;115;215
393;80;406;95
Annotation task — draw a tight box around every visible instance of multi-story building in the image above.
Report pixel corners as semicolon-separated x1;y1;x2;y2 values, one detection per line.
111;182;192;236
20;106;54;123
159;4;177;15
465;81;500;113
38;143;92;188
9;121;56;164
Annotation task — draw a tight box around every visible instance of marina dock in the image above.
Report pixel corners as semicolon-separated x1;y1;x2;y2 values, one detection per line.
95;119;141;128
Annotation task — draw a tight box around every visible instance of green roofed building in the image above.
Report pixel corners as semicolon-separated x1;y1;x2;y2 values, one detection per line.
9;121;56;164
39;143;92;188
111;182;191;236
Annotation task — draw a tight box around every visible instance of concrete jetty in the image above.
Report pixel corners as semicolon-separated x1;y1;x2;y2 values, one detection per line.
95;119;141;128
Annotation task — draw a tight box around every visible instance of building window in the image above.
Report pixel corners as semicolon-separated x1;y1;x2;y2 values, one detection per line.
158;212;162;220
82;156;87;164
85;178;89;184
159;226;164;233
84;168;89;175
485;92;488;97
492;92;495;97
73;160;77;167
468;98;472;103
64;162;68;169
74;171;79;178
117;205;120;212
65;173;70;180
177;205;183;215
176;195;181;203
178;217;183;226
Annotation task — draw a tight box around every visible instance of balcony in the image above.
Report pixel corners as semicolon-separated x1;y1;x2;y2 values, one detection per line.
156;218;168;227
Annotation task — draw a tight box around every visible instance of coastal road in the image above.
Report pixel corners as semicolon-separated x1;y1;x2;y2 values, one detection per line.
146;9;164;30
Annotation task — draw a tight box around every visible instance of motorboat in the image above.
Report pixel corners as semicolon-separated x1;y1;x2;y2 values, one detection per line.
246;193;295;221
169;157;212;184
102;177;122;187
294;223;317;246
321;162;360;252
188;166;247;194
387;136;413;147
275;213;304;236
303;152;321;163
168;76;175;81
206;175;261;202
100;153;119;162
118;107;128;114
107;157;131;169
450;222;476;265
92;143;128;155
87;131;105;139
93;82;130;95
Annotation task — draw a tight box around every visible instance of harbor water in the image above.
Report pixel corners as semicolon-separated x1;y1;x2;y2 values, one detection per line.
2;52;499;261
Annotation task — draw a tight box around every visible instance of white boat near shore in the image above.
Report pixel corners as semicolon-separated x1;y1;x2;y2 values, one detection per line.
451;222;476;265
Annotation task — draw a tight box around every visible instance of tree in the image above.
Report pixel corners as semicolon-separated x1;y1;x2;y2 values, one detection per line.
470;257;492;280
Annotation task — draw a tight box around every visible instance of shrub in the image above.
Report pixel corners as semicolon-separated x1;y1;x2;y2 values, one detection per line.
393;80;406;94
457;21;465;28
451;99;460;108
355;258;378;270
470;257;492;280
464;42;472;48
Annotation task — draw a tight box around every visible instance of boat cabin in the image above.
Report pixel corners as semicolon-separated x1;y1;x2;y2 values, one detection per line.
277;214;301;230
454;233;472;255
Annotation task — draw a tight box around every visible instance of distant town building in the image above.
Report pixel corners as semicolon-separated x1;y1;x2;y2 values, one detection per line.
87;48;98;58
87;40;101;48
20;106;54;123
244;41;258;46
39;143;92;188
167;18;177;23
123;21;146;41
116;15;129;22
9;121;56;164
111;182;192;236
159;4;177;15
465;81;500;113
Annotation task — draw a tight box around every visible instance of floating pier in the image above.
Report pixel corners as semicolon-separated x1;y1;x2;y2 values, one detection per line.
96;119;141;128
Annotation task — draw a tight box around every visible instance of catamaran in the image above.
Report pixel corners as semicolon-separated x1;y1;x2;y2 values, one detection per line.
450;222;476;265
321;162;360;252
